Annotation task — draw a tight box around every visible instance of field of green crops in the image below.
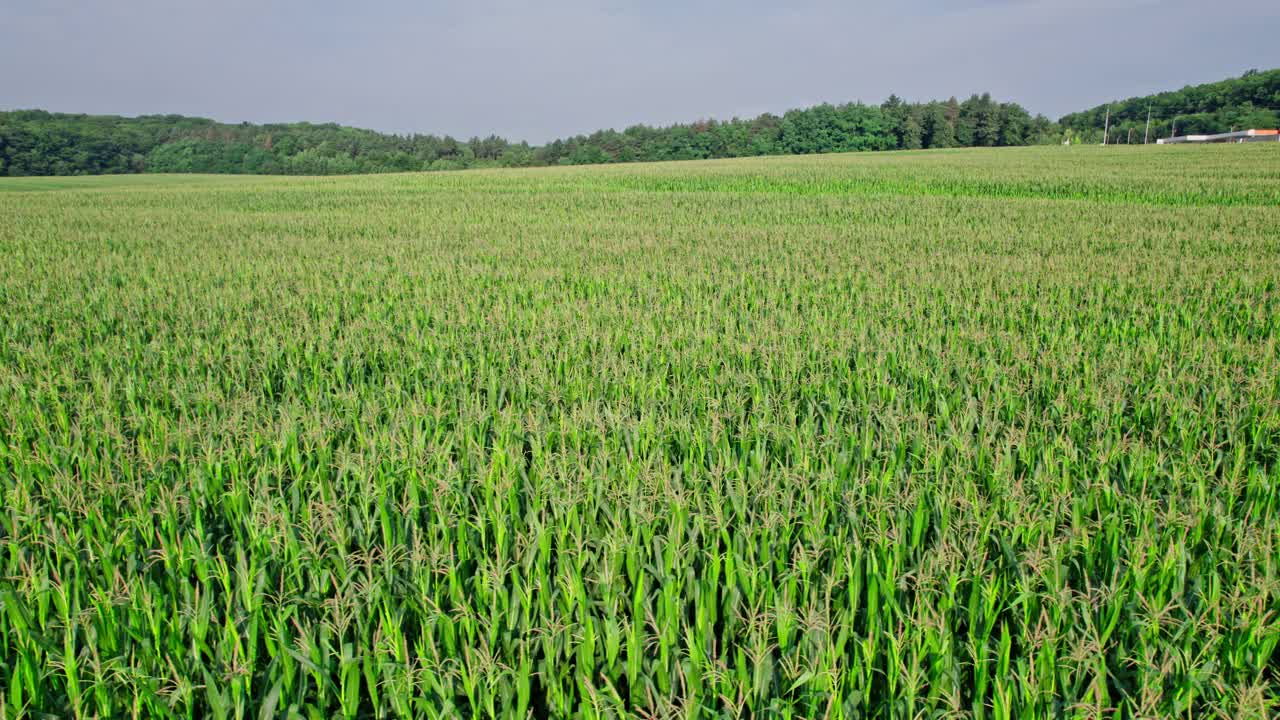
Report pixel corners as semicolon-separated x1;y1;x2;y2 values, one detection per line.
2;145;1279;719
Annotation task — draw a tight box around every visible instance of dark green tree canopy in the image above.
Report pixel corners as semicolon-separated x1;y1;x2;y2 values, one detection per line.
8;69;1272;177
1059;69;1280;142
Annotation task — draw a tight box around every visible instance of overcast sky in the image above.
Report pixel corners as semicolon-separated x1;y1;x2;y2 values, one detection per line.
2;1;1276;143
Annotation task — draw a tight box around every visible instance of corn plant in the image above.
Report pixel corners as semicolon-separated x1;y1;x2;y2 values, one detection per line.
1;144;1278;718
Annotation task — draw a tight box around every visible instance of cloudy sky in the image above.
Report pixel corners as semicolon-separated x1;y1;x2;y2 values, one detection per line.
2;1;1276;142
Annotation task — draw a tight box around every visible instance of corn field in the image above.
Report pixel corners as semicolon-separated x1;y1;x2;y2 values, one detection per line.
1;145;1278;718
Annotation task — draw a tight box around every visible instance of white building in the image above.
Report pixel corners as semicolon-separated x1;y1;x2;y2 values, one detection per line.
1157;129;1280;144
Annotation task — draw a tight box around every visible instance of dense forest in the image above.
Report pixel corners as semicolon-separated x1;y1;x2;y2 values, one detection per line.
0;95;1051;176
1060;68;1280;143
1;70;1275;176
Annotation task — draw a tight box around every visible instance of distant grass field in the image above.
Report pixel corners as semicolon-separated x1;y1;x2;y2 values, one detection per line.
2;145;1278;719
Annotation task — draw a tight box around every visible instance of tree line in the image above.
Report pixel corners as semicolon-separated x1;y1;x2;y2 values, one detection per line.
1;70;1275;176
0;95;1052;177
1059;68;1280;143
535;94;1054;166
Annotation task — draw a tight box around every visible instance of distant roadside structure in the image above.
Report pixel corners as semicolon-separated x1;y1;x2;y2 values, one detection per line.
1157;129;1280;144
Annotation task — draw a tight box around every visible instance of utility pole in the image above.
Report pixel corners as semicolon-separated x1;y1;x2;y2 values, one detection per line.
1103;106;1110;145
1144;106;1152;144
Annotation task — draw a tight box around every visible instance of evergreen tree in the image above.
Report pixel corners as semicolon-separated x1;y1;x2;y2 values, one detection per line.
954;97;977;146
974;94;1001;147
902;114;923;150
922;102;956;149
880;94;910;149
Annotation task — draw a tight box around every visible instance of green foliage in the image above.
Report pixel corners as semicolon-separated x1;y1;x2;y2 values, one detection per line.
6;69;1276;178
16;68;1275;178
0;87;1062;178
1;145;1278;718
145;139;276;174
0;111;490;177
1060;68;1280;141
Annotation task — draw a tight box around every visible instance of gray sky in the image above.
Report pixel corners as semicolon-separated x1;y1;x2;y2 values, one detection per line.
2;0;1277;143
